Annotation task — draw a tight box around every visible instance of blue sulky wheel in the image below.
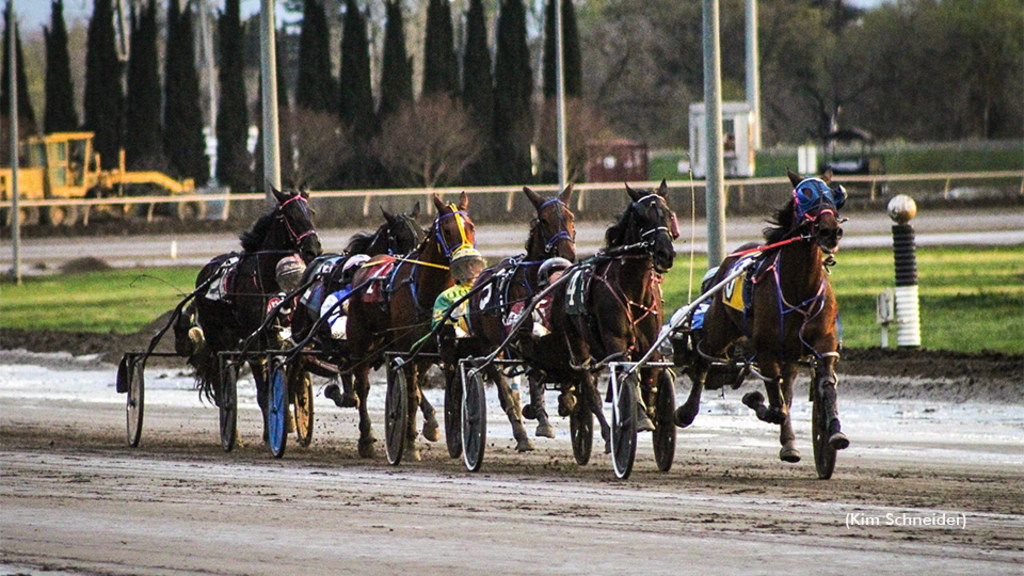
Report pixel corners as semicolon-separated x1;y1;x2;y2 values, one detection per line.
461;367;487;472
611;371;638;479
653;369;677;472
267;356;289;458
384;360;409;466
218;360;239;452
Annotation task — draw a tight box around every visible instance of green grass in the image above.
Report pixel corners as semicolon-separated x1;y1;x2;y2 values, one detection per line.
2;247;1022;353
1;267;201;333
660;246;1023;354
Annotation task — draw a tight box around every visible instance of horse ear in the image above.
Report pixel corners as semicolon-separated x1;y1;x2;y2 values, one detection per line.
299;182;310;199
523;186;544;209
432;194;446;213
787;169;803;188
558;183;574;205
657;179;668;197
625;182;643;202
822;169;834;186
271;183;287;205
458;191;469;211
409;201;421;220
381;206;395;222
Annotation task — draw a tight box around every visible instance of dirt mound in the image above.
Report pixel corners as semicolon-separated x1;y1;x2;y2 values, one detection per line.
59;257;114;273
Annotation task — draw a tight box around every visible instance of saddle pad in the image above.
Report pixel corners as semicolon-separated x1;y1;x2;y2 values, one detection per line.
353;255;397;303
204;255;240;302
722;255;756;312
563;266;591;316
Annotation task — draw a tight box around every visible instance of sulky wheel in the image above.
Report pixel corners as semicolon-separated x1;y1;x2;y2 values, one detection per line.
461;367;487;472
569;392;593;466
444;366;463;459
218;360;239;452
812;386;838;480
293;371;314;448
610;372;639;479
652;369;677;472
124;356;145;447
384;360;409;466
266;356;289;458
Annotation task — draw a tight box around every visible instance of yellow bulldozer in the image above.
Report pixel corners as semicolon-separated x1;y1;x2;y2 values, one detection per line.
0;131;202;227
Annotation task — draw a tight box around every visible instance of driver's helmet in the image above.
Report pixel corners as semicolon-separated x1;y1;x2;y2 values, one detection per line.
538;257;572;286
450;247;486;284
339;253;371;283
275;255;307;293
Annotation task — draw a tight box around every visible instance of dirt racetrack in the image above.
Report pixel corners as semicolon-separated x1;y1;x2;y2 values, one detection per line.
2;330;1022;575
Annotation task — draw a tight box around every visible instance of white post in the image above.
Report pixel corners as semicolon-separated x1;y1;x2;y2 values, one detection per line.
8;0;20;285
554;0;567;191
703;0;726;268
260;0;281;207
745;0;761;150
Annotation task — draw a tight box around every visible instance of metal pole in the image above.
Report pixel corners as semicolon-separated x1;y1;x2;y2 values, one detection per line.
260;0;281;206
703;0;726;268
745;0;761;150
554;0;567;191
200;0;217;185
8;0;20;285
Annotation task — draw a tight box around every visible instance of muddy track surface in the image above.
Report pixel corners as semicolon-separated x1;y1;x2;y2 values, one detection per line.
2;341;1023;575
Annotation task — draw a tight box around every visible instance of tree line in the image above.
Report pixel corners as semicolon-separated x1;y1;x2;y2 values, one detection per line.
3;0;1020;193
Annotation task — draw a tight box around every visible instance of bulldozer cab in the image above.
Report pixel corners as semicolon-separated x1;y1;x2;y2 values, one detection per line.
23;132;96;198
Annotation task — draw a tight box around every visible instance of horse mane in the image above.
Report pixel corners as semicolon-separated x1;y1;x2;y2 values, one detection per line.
345;228;379;254
604;204;634;248
524;218;542;254
239;211;276;252
763;197;797;244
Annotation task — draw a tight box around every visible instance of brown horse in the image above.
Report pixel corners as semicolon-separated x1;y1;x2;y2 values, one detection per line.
461;184;577;450
345;193;476;460
673;170;849;478
519;182;678;462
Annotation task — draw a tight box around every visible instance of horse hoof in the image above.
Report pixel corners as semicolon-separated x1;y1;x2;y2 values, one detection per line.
780;446;802;463
404;445;421;462
340;392;359;408
638;411;656;433
358;438;377;459
829;432;850;450
673;404;698;429
535;421;555;439
516;438;535;452
423;419;441;443
286;412;296;434
557;392;576;418
522;404;537;420
742;391;765;410
765;409;786;426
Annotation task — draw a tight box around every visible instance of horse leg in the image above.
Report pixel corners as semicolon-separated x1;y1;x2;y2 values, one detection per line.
419;383;441;443
815;353;849;450
325;374;359;408
778;364;801;463
525;375;554;438
583;372;611;455
250;358;270;444
354;366;377;458
635;368;656;432
493;369;533;452
403;363;422;462
674;360;708;428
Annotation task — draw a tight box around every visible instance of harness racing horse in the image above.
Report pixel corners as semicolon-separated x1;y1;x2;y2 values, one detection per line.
673;170;850;479
289;202;425;409
520;181;677;464
346;193;476;461
461;184;577;451
183;185;322;448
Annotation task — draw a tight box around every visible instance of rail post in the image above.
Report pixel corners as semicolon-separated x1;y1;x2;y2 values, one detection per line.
887;195;921;347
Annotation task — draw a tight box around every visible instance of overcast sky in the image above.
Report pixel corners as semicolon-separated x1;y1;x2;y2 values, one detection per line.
16;0;893;35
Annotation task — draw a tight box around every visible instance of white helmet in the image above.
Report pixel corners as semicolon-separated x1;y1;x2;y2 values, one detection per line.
342;253;371;273
275;255;307;292
538;257;571;286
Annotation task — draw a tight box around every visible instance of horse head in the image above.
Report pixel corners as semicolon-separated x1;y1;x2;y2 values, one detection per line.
523;184;576;262
430;192;476;261
271;185;322;262
381;202;425;255
787;169;845;254
620;180;678;273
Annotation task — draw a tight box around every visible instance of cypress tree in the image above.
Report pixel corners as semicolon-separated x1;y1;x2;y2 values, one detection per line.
44;0;79;133
163;0;209;185
296;0;335;113
83;0;123;168
422;0;458;97
125;0;163;170
0;2;36;136
542;0;581;100
377;0;412;121
339;0;374;138
460;0;493;185
216;0;250;190
493;0;533;185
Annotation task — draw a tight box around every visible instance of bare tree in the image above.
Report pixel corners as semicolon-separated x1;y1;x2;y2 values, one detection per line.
290;108;353;189
535;98;615;184
371;95;484;188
